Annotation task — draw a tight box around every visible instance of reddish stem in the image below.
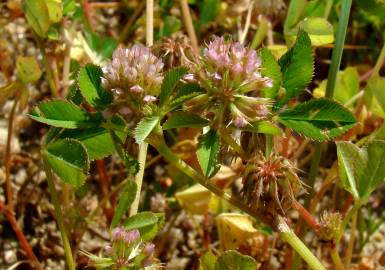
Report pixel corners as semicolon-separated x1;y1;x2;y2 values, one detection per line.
340;194;353;217
0;201;43;270
292;200;320;232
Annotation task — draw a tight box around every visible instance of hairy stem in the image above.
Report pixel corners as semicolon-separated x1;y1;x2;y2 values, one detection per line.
43;158;76;270
277;216;326;270
129;142;148;216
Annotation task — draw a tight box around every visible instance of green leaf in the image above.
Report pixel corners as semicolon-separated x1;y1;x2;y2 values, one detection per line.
16;56;42;84
364;76;385;118
215;251;257;270
284;0;306;33
29;100;102;128
110;181;137;229
170;83;205;109
159;67;188;106
238;121;282;135
163;112;210;130
24;0;51;37
60;118;128;160
314;67;359;107
199;0;220;25
337;140;385;202
43;139;89;188
197;130;220;177
277;30;314;107
298;17;334;46
279;98;356;141
124;212;163;241
78;64;113;109
200;251;217;270
260;48;282;99
134;116;160;144
45;0;63;23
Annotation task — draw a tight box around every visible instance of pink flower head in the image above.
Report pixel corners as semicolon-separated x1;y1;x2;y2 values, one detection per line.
123;229;140;244
102;45;164;96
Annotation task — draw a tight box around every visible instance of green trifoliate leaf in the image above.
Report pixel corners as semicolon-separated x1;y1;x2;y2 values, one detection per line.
110;181;137;229
45;0;63;23
277;30;314;107
197;129;220;178
134;116;160;144
29;100;102;128
78;64;113;109
364;76;385;118
337;140;385;202
159;67;188;107
124;212;164;241
24;0;51;37
237;121;282;136
16;56;42;84
279;98;356;141
43;139;89;188
260;48;282;99
215;250;257;270
163;112;210;130
292;17;335;46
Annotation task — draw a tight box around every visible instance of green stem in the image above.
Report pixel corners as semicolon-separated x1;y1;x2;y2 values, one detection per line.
43;158;75;270
277;216;326;270
338;202;361;241
330;248;345;270
265;134;273;157
34;34;59;97
219;128;246;159
150;137;325;270
129;142;148;216
344;210;357;268
325;0;353;98
251;16;269;49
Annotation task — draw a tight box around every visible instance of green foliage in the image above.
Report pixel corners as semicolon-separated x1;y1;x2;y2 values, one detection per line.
199;0;220;26
77;64;113;109
260;48;282;99
297;17;334;46
159;67;188;107
337;140;385;202
45;0;63;23
170;83;205;109
16;56;42;84
279;98;356;141
284;0;306;33
43;139;89;188
124;212;164;241
364;76;385;118
277;30;314;107
163;112;209;130
134;116;160;144
197;129;220;178
30;100;102;128
315;67;359;107
23;0;52;37
200;250;258;270
238;121;282;136
110;181;137;229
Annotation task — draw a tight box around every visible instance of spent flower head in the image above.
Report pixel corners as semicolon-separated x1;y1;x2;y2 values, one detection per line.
241;153;303;215
319;211;342;242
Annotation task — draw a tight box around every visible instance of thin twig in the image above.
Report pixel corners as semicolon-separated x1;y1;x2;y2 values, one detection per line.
240;0;254;44
179;0;199;52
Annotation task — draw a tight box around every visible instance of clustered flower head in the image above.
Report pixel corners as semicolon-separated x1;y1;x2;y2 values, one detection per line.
185;36;273;128
83;227;160;269
102;44;164;107
319;211;342;242
241;153;303;214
